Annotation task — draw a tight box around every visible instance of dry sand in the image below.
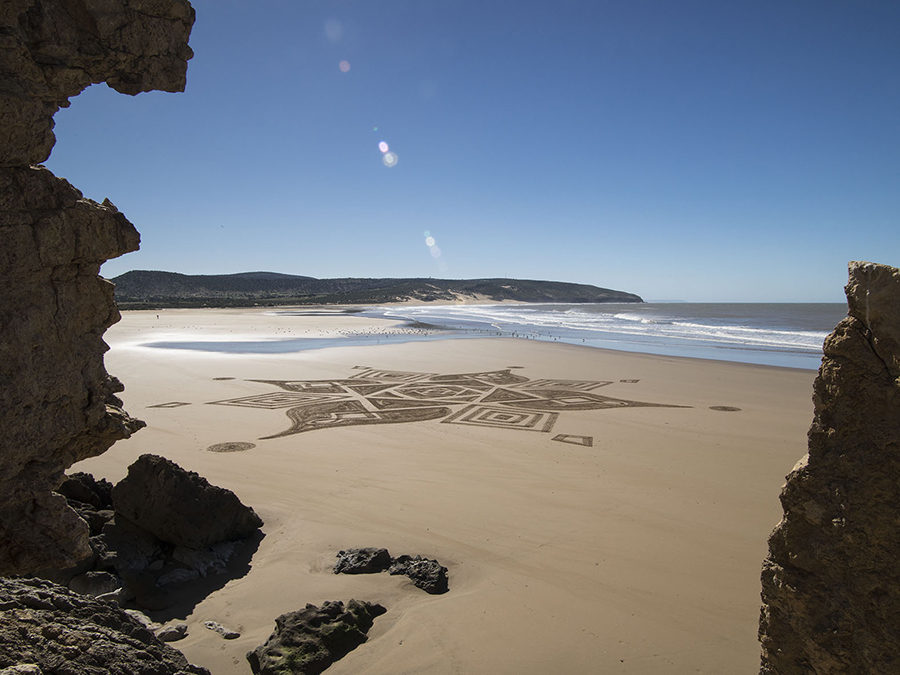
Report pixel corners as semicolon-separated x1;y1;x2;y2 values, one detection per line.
74;307;816;674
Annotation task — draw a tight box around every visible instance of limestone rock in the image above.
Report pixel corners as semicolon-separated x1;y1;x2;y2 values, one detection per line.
112;454;263;549
0;576;209;674
333;547;392;574
388;554;449;595
247;600;387;675
759;261;900;673
0;0;194;576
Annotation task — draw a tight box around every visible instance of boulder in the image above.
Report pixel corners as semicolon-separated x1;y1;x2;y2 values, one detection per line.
759;262;900;673
0;576;208;674
247;600;386;675
389;554;449;595
112;454;263;549
333;547;392;574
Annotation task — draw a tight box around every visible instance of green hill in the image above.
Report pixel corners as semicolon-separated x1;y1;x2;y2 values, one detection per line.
110;270;643;308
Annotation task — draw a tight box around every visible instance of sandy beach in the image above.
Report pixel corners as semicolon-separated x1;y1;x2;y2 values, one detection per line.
73;307;816;674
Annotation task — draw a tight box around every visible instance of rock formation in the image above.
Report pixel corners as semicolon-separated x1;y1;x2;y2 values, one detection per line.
0;0;194;575
0;576;209;674
333;547;392;575
388;554;449;595
247;600;387;675
334;547;450;594
112;454;263;549
759;261;900;673
47;460;263;613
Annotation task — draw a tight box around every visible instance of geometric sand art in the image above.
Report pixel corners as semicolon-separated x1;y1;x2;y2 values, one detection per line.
147;401;191;408
207;366;687;439
552;434;594;447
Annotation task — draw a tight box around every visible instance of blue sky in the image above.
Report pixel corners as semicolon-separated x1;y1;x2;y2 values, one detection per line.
47;0;899;301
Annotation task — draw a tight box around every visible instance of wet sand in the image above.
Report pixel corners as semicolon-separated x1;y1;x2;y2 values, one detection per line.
75;307;815;674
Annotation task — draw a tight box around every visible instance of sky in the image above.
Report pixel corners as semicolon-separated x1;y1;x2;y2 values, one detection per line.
46;0;899;302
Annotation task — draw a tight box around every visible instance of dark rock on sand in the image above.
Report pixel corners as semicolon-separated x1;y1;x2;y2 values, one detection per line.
247;600;386;675
334;548;450;593
38;461;264;614
389;555;449;595
112;454;263;549
333;547;392;574
0;577;208;674
759;262;900;674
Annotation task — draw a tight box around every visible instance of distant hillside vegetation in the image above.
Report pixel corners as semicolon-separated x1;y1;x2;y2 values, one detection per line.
110;270;643;308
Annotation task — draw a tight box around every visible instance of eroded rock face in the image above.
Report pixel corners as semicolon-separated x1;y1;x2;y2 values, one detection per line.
0;576;209;674
759;261;900;674
247;600;387;675
0;0;194;575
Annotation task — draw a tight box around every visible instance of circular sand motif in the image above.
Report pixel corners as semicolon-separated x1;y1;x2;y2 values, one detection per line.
206;441;256;453
709;405;741;412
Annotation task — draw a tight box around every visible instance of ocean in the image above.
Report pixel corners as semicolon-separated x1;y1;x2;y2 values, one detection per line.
363;302;848;370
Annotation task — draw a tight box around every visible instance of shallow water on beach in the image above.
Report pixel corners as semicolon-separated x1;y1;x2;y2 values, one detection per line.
364;302;848;370
143;302;847;370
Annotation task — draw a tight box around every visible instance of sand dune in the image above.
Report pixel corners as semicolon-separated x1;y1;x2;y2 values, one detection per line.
74;308;815;673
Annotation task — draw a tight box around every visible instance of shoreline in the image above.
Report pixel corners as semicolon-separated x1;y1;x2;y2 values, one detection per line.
75;308;818;673
119;306;829;371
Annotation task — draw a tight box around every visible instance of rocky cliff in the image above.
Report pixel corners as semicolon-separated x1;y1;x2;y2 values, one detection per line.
0;0;194;575
759;261;900;673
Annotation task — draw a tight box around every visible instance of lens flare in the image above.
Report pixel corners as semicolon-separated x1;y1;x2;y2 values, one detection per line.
338;60;351;72
378;141;389;153
430;245;442;258
425;236;436;247
382;152;398;167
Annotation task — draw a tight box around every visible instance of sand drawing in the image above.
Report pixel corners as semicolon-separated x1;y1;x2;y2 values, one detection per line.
709;405;742;412
148;401;191;408
552;435;594;447
207;367;687;439
207;441;256;453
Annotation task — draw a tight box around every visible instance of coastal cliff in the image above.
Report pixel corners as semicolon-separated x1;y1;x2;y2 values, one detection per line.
759;261;900;673
0;0;194;575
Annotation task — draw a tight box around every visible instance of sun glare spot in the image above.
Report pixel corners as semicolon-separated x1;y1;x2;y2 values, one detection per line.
378;141;389;153
382;151;398;167
339;60;351;72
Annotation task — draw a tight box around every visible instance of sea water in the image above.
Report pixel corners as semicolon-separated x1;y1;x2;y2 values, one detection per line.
362;303;848;370
145;302;847;370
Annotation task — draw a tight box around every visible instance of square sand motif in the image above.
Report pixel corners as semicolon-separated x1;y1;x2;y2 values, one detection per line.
441;405;558;432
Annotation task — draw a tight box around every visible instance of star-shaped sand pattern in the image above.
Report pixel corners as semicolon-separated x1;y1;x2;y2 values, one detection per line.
207;367;687;439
